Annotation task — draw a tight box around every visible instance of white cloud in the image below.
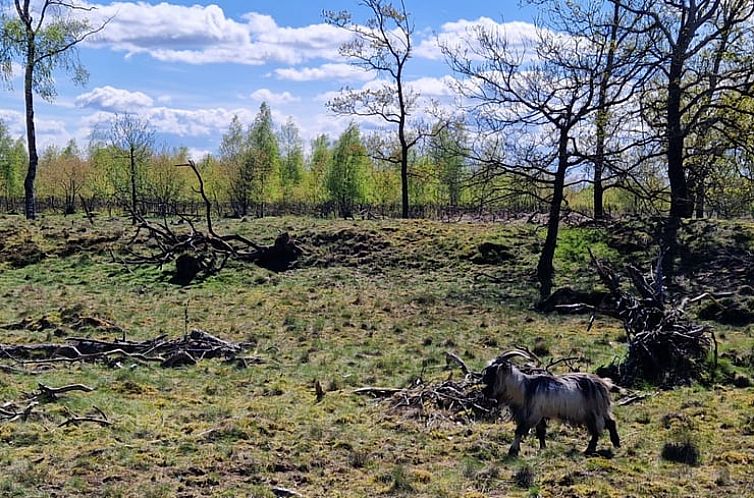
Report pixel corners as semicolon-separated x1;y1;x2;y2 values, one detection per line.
406;76;457;97
187;147;211;161
274;63;373;82
84;2;352;65
82;106;258;138
250;89;300;105
415;18;548;61
75;86;154;112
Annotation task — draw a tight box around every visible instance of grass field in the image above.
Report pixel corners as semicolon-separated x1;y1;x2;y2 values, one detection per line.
0;214;753;497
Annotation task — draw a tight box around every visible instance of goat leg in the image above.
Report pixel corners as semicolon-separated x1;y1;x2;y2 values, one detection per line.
605;416;620;448
535;419;547;450
584;416;600;454
509;423;530;456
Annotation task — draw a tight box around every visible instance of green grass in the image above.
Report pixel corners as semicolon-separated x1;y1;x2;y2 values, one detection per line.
0;213;753;497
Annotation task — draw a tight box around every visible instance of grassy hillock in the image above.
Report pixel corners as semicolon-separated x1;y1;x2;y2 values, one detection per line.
0;214;752;497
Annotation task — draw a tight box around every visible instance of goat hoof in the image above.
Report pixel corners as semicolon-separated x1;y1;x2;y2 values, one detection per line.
508;448;520;457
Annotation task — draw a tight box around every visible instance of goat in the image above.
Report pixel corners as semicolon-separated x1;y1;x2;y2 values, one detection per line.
481;350;620;456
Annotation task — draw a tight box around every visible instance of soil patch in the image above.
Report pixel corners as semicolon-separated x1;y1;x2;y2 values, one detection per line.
0;227;45;268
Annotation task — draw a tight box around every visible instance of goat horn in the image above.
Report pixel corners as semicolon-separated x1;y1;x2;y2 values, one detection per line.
497;350;531;362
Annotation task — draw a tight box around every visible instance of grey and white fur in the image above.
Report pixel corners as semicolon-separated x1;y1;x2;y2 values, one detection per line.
481;350;620;456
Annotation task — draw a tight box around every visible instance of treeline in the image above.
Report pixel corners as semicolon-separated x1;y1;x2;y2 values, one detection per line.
2;102;751;220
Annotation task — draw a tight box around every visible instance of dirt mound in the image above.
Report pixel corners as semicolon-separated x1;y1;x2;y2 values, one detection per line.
470;241;514;265
298;227;394;268
0;227;45;268
55;230;124;258
0;305;125;337
697;294;754;326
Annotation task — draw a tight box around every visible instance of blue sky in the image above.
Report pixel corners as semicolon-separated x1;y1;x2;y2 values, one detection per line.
0;1;539;158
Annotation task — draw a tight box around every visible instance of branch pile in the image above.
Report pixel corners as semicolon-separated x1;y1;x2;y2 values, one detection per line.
124;161;302;284
590;251;716;387
0;329;258;369
354;352;501;426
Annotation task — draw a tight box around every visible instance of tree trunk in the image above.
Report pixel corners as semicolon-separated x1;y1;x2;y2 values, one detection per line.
695;175;705;218
130;145;137;224
537;128;569;302
667;59;693;219
593;1;620;220
400;149;409;219
23;39;38;220
593;158;605;219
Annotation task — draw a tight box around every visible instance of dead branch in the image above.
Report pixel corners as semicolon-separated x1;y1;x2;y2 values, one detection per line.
271;486;306;498
353;387;404;398
1;383;106;426
0;328;252;369
58;415;111;428
589;249;716;387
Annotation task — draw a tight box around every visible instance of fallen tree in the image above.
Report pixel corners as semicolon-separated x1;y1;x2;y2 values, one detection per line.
589;250;717;387
123;160;302;284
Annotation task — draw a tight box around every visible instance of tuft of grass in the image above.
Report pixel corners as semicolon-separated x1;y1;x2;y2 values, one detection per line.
661;441;701;466
513;464;536;488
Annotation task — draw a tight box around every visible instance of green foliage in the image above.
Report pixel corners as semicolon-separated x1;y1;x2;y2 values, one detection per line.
279;117;305;201
327;123;369;217
555;228;618;265
222;104;282;216
428;123;468;207
305;134;331;205
1;7;95;101
0;121;25;201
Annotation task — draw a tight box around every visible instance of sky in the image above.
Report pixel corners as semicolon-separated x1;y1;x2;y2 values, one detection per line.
0;0;540;159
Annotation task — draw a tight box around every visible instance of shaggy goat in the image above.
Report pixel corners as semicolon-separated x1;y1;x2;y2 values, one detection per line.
481;350;620;456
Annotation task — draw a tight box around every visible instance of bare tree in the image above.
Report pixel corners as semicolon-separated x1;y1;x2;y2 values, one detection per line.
1;1;109;220
324;0;419;218
444;14;643;301
92;113;155;222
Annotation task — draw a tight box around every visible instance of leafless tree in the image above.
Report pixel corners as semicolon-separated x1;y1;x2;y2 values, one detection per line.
92;113;155;223
324;0;420;218
444;12;644;301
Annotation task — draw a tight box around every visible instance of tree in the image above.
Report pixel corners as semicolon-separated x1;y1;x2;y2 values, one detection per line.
325;0;420;218
444;8;644;301
218;115;249;216
428;123;467;209
91;113;155;221
306;134;331;206
0;120;24;210
246;103;281;217
328;123;369;218
279;117;304;202
1;1;108;219
58;139;88;214
617;0;754;219
146;146;190;217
